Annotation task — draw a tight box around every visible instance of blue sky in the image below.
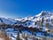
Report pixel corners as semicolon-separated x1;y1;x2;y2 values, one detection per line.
0;0;53;18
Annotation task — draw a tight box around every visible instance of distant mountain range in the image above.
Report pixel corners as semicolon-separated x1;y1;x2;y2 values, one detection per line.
0;11;53;31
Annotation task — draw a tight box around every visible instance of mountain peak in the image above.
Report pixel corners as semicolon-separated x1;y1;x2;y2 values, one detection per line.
40;11;47;16
35;11;53;17
35;11;47;17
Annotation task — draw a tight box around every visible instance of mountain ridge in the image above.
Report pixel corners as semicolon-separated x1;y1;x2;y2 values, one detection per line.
0;11;53;29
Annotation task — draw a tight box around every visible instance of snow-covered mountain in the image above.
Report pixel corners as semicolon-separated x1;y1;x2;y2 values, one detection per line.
21;11;53;31
0;11;53;30
15;17;23;21
0;17;20;25
0;11;53;40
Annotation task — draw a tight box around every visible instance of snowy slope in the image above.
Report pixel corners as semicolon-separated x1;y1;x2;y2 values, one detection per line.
0;17;18;25
21;11;53;31
0;11;53;29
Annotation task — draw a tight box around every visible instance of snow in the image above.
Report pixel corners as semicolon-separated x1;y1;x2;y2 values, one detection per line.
0;11;53;40
0;11;53;28
0;18;14;25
